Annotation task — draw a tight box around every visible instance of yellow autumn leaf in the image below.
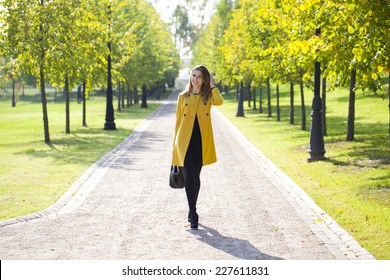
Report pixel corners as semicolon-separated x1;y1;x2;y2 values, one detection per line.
372;73;378;80
348;26;354;34
315;218;323;223
377;66;384;73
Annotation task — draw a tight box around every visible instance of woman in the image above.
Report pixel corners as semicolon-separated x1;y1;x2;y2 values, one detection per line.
172;65;223;229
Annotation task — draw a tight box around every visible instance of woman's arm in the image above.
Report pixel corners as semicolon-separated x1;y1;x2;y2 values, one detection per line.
210;87;223;106
173;94;182;146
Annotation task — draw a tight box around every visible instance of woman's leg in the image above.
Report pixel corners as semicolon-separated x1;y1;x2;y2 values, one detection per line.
184;117;203;228
184;143;202;215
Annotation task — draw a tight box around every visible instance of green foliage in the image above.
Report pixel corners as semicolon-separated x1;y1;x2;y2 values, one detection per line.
171;0;209;57
172;4;192;54
192;0;233;84
193;0;389;92
0;0;179;90
117;0;179;87
0;0;180;141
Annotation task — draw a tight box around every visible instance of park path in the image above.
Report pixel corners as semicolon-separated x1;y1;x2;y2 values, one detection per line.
0;90;374;260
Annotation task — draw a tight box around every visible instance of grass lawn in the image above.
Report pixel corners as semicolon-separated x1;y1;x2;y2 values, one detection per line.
216;85;389;259
1;83;388;259
0;87;167;222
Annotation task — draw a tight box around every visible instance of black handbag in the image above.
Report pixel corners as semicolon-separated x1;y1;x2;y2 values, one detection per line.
169;165;184;189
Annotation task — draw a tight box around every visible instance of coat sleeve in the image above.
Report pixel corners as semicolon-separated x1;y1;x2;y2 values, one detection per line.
173;93;182;147
210;87;223;106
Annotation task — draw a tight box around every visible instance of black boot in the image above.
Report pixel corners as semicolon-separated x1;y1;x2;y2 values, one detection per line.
190;211;198;230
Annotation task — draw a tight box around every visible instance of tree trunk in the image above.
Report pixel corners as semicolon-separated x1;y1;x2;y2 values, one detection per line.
388;70;390;141
267;77;271;117
290;82;294;124
117;81;121;111
121;83;125;109
127;85;130;108
247;83;251;108
82;79;87;127
259;85;263;113
224;85;230;95
133;86;138;104
40;58;50;144
300;80;306;131
130;88;133;106
236;81;244;117
322;76;327;136
346;68;356;141
65;75;70;134
12;77;16;107
253;87;256;110
141;84;148;108
276;84;280;121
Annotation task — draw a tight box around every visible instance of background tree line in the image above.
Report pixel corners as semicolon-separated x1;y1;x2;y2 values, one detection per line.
0;0;180;143
192;0;389;141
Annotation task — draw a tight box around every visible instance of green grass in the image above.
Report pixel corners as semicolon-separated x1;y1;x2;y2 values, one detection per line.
216;85;389;259
0;87;168;221
1;84;389;259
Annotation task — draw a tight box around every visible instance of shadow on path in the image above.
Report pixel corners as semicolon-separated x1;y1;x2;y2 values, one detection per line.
190;224;283;260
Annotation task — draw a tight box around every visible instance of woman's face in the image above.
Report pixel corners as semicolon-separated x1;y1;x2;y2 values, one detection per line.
191;70;203;88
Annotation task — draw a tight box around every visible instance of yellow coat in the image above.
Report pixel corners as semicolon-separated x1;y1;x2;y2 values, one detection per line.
172;88;223;167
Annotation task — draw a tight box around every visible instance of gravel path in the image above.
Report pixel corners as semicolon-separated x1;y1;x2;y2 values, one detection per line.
0;90;374;260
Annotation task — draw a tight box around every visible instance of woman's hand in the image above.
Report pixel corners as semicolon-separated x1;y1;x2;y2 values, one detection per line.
210;75;215;88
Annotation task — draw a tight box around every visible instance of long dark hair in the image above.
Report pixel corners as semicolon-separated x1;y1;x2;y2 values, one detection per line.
183;65;212;102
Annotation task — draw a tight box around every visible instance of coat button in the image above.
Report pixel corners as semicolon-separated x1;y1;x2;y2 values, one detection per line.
184;114;186;117
185;103;188;106
206;113;209;116
204;103;207;105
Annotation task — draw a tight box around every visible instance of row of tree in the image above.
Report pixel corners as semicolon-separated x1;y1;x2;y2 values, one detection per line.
192;0;390;140
0;0;180;143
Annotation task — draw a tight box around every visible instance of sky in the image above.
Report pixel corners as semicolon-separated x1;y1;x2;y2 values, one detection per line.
150;0;218;25
149;0;219;67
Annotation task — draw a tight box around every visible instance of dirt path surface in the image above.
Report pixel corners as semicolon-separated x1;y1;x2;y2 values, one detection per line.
0;90;374;260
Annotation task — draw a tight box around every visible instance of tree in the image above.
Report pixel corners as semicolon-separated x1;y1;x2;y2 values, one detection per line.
347;68;357;141
172;5;192;56
192;0;233;84
193;0;389;143
283;0;390;140
48;0;86;134
1;0;64;144
1;0;179;141
109;0;175;107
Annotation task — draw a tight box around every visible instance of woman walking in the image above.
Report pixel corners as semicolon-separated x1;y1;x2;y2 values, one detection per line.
172;65;223;229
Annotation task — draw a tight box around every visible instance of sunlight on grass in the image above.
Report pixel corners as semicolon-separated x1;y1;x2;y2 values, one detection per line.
216;84;389;259
0;89;164;221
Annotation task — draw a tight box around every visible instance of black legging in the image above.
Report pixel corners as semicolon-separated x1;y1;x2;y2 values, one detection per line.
184;116;202;214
